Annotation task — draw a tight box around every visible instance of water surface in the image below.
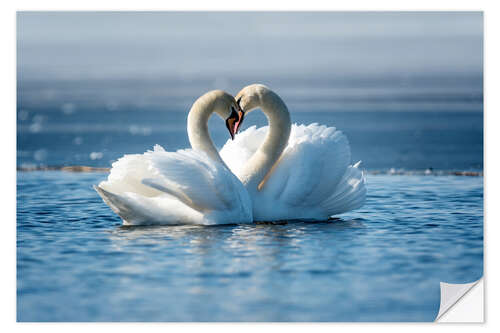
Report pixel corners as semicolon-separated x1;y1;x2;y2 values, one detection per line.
17;109;483;172
17;171;483;321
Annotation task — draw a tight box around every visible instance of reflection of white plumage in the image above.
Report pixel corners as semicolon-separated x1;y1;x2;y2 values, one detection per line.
220;84;366;221
95;90;252;226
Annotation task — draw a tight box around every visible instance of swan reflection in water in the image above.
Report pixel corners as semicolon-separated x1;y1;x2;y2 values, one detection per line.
109;218;366;245
107;218;365;278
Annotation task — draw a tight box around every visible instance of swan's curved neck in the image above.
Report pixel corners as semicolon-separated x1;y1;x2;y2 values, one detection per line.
239;90;291;191
187;93;226;167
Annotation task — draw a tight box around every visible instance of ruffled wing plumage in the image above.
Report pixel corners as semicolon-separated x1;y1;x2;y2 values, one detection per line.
220;123;366;221
96;145;252;225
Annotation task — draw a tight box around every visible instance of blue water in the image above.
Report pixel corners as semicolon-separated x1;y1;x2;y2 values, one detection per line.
17;171;483;321
17;109;483;172
16;90;484;321
17;80;484;321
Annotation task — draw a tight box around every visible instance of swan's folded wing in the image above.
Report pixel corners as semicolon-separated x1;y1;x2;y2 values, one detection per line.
145;149;243;212
221;124;353;208
94;184;206;225
262;124;351;206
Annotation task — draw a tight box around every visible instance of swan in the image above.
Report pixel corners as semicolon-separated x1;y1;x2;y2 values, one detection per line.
94;90;252;226
220;84;366;221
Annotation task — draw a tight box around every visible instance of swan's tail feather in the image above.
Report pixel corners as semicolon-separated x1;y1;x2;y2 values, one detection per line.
94;185;145;225
320;162;366;216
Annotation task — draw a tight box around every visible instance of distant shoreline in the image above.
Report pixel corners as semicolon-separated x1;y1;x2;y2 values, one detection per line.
16;165;483;177
18;166;110;173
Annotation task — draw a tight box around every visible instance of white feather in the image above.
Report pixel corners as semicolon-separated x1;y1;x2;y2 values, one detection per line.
96;145;253;226
221;123;366;221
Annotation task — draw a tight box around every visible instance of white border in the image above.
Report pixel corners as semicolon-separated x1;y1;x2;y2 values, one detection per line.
4;0;497;331
5;0;493;10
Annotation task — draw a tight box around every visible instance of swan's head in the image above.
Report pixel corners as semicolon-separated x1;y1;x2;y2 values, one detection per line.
210;90;245;140
235;84;271;114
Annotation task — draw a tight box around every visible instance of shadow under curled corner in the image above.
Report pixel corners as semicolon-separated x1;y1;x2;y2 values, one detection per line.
435;278;483;322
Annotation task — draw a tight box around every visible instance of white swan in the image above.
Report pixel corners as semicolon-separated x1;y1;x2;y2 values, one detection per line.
95;90;252;226
220;84;366;221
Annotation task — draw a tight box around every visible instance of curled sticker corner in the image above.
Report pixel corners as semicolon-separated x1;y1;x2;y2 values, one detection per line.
435;278;483;322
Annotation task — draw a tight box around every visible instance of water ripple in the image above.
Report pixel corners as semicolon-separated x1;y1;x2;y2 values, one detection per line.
17;172;483;321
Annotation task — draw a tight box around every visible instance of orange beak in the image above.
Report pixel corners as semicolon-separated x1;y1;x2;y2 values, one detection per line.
226;107;245;140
